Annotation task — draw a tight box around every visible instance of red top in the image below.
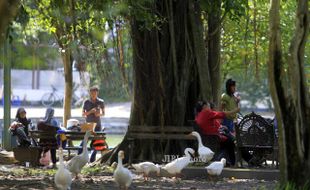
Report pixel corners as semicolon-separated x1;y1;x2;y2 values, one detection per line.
195;108;226;136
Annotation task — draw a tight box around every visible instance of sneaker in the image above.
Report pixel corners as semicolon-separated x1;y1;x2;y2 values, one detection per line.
52;164;57;169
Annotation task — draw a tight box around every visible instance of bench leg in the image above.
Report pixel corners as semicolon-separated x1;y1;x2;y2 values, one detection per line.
236;148;243;167
272;152;275;168
128;140;134;165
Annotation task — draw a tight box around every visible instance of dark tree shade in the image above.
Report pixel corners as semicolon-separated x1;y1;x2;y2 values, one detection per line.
101;0;213;164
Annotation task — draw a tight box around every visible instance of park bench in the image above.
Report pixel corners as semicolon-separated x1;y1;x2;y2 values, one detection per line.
13;146;42;167
126;125;194;164
13;122;107;166
235;112;278;168
28;130;107;157
126;125;220;164
13;122;58;166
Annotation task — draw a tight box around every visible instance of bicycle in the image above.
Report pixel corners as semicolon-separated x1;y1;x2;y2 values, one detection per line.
72;93;87;108
41;85;63;107
70;83;88;108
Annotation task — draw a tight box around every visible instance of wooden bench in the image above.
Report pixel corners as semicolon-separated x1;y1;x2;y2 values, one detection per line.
235;112;277;167
28;130;107;157
126;125;221;164
13;122;57;166
126;125;194;164
13;147;42;166
63;131;107;156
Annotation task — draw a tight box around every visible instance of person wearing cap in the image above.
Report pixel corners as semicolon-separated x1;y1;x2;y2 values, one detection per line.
80;85;105;162
221;79;240;133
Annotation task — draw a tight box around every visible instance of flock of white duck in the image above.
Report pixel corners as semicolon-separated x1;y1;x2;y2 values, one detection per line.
53;131;226;190
54;130;91;190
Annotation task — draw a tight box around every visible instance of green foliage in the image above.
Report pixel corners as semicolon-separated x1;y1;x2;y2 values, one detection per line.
279;1;297;59
201;0;248;21
222;0;248;21
219;0;309;108
7;19;59;70
81;165;113;175
128;0;166;30
18;0;133;102
88;52;132;102
276;181;310;190
15;5;30;28
10;167;56;176
9;0;306;106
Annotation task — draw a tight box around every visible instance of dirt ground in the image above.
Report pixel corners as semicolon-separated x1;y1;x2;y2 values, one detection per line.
0;164;278;190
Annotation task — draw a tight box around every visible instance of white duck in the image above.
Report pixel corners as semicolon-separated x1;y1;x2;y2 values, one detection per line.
205;158;226;176
54;147;72;190
67;130;91;178
113;150;133;190
162;148;195;178
132;161;160;180
190;131;214;162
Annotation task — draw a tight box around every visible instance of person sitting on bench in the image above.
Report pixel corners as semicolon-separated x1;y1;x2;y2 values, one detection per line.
37;108;60;168
195;100;239;166
9;108;33;147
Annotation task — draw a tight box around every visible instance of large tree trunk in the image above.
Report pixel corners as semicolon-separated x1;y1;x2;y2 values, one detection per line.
129;0;211;126
207;0;221;106
55;27;73;128
101;0;212;164
268;0;287;183
62;49;73;127
189;1;212;102
268;0;310;187
0;0;20;44
285;0;310;185
54;0;75;128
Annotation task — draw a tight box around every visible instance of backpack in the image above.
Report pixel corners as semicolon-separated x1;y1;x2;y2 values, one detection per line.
92;140;107;151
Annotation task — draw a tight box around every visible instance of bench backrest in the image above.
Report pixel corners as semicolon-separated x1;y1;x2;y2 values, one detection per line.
29;122;58;149
37;122;58;133
127;125;195;140
29;122;58;139
64;131;106;140
236;112;275;149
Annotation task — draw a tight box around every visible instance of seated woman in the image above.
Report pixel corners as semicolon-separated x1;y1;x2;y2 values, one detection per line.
37;108;60;168
195;100;240;166
9;108;32;147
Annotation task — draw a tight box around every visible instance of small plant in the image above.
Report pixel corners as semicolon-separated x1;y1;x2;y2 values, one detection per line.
9;167;56;177
81;165;112;175
276;181;310;190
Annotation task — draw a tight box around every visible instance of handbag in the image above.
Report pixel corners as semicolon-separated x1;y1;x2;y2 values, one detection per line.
39;150;51;166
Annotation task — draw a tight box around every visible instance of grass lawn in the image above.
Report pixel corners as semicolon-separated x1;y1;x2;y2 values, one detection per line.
72;134;125;148
105;134;125;148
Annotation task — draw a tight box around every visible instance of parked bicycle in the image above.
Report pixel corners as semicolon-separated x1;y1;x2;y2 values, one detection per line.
41;85;63;107
72;92;87;108
41;84;87;107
